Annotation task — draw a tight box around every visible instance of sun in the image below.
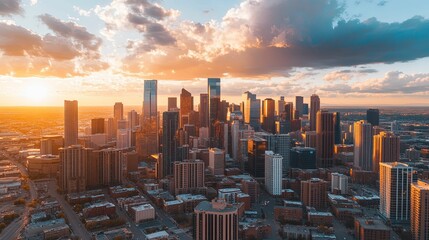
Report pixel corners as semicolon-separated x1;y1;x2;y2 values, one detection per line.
23;83;50;102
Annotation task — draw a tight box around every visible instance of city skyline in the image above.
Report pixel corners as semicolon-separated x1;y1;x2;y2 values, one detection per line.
1;0;429;106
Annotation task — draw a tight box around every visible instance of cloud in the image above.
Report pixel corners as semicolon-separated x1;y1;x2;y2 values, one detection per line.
113;0;429;79
73;6;91;17
323;68;377;81
0;0;22;16
0;16;107;77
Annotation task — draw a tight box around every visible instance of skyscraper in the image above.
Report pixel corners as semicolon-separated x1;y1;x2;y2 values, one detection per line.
379;162;415;225
301;178;328;210
180;88;193;127
194;199;239;240
262;98;275;133
333;112;341;144
353;120;373;171
168;97;177;111
295;96;304;118
199;93;209;128
242;91;261;130
59;145;90;193
367;109;380;126
64;100;78;147
265;151;282;196
373;131;400;173
411;180;429;240
140;80;159;158
310;94;320;131
290;147;317;169
284;102;294;121
173;159;205;195
127;110;139;130
278;96;285;116
209;148;225;175
114;102;124;122
208;78;221;148
316;110;335;168
247;137;267;178
91;118;105;134
256;132;291;171
161;111;179;177
331;172;348;195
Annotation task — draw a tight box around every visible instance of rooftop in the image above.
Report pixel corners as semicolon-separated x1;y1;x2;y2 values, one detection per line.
194;199;238;213
355;218;391;231
132;204;154;211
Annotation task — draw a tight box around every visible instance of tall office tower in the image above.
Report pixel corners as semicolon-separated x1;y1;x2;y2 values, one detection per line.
284;102;294;121
379;162;416;225
105;118;115;141
331;172;348;194
140;80;159;158
91;118;105;134
367;109;380;126
242;91;261;130
290;147;317;169
310;94;320;131
64;100;78;147
180;88;194;127
256;132;291;171
127;110;139;130
99;148;123;186
372;131;400;173
168;97;177;111
173;159;205;195
199;93;209;128
333;112;341;144
209;148;225;175
316;110;335;168
230;120;241;161
116;129;130;149
59;145;90;193
353;120;373;171
411;180;429;240
301;178;328;210
188;111;200;130
278;96;285;116
262;98;275;133
161;111;179;178
265;151;283;196
194;199;239;240
247;137;267;178
208;78;221;148
114;102;124;121
304;131;317;148
295;96;304;118
303;103;309;115
40;135;63;155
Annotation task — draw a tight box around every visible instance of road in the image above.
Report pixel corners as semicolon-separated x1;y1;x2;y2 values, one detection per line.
103;189;147;240
257;189;282;239
0;156;36;240
48;179;92;240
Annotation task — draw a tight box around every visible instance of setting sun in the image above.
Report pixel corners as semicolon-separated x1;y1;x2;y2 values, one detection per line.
23;83;50;102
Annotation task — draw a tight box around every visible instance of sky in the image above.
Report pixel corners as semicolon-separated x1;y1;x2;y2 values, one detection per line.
1;0;429;107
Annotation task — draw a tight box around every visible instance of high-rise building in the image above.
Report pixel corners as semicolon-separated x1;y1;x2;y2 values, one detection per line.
127;110;139;130
333;112;341;144
295;96;304;118
199;93;209;128
209;148;225;175
301;178;328;210
310;94;320;131
284;102;294;121
247;137;267;178
161;111;179;178
242;91;261;130
277;96;285;116
256;132;290;171
106;118;115;141
373;131;400;173
59;145;90;193
290;147;316;169
262;98;275;133
316;110;335;168
173;159;205;195
88;148;123;188
411;180;429;240
64;100;78;147
168;97;177;111
91;118;105;134
353;120;373;171
40;135;63;155
208;78;221;148
139;80;159;158
114;102;124;121
304;131;317;148
367;109;380;126
303;103;309;115
265;151;283;196
180;88;193;128
331;172;348;195
194;199;239;240
379;162;416;225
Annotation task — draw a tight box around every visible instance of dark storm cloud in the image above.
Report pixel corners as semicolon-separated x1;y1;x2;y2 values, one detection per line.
0;0;22;16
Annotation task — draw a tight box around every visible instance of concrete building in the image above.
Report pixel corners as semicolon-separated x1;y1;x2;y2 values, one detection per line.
301;178;328;210
353;120;373;171
354;218;391;240
379;162;416;225
373;131;400;173
59;145;90;193
411;180;429;240
40;135;63;155
26;155;60;178
331;172;348;195
256;132;290;171
209;148;225;175
173;160;205;195
194;199;239;240
64;100;78;147
310;94;320;131
265;151;283;196
130;204;155;223
316;110;335;168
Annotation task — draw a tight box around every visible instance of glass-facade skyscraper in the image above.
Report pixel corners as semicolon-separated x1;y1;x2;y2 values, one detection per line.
138;80;159;158
143;80;157;118
208;78;221;148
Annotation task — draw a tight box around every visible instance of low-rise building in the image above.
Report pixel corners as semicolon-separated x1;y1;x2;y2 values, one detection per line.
354;218;391;240
130;204;155;222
